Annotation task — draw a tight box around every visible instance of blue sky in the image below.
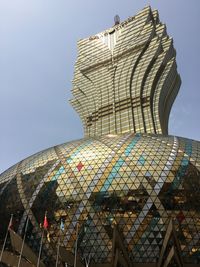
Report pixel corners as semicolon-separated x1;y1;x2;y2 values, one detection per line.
0;0;200;173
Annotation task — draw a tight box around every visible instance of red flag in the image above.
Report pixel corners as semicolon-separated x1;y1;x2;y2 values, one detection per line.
43;213;49;229
177;211;185;224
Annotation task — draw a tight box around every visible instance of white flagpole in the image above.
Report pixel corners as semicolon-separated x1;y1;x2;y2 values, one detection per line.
55;236;60;267
56;219;64;267
17;217;29;267
74;223;79;267
37;228;44;267
37;211;48;267
0;214;13;262
85;253;91;267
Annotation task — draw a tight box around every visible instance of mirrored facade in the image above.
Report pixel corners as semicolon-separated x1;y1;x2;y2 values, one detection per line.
1;134;200;266
0;5;200;267
71;6;181;137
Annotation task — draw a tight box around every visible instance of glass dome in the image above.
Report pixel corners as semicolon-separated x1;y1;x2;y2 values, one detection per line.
0;133;200;265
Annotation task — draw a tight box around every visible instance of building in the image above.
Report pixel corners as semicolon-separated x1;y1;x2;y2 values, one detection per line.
71;6;181;137
0;6;200;267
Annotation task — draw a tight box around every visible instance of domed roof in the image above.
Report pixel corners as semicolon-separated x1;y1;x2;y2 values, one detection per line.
0;133;200;265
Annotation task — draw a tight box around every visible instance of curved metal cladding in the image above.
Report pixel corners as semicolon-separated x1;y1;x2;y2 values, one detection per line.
0;133;200;265
70;6;181;137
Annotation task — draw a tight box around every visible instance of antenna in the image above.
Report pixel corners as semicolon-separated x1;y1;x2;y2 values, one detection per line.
114;15;120;25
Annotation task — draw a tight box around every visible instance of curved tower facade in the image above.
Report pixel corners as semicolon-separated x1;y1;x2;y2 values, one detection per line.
0;6;200;267
71;6;181;137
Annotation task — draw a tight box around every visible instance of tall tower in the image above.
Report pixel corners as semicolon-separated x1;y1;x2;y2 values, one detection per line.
71;6;181;137
1;6;200;267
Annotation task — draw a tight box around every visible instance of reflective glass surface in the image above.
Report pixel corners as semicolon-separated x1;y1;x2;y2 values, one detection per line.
0;133;200;265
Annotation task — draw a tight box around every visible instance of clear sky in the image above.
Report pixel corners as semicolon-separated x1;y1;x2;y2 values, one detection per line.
0;0;200;174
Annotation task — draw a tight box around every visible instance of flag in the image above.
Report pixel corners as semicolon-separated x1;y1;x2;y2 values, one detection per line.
8;214;13;229
43;213;49;229
177;211;185;224
37;213;48;267
47;232;51;242
60;219;65;231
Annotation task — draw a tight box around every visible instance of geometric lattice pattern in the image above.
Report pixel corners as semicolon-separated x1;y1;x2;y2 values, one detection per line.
1;133;200;265
71;6;181;137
